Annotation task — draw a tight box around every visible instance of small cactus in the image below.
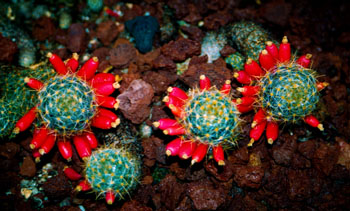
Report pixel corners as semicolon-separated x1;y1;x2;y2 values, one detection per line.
13;52;121;161
154;76;241;165
200;30;227;63
234;36;328;146
80;145;141;204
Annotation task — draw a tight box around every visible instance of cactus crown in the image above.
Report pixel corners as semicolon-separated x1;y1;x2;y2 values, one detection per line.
37;75;97;135
181;87;240;146
84;146;141;200
259;63;320;122
201;31;227;63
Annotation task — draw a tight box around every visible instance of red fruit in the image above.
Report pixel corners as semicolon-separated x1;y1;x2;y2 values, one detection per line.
96;95;119;109
236;96;256;106
266;121;279;144
220;80;231;95
105;7;119;18
265;41;279;59
296;54;312;68
58;140;73;161
82;132;98;149
237;86;260;96
76;180;91;192
213;145;225;165
32;149;41;163
14;106;37;133
304;115;324;131
30;127;49;149
77;57;99;80
235;103;254;113
91;115;118;129
167;87;188;101
251;109;266;128
66;53;79;72
279;36;291;63
98;108;118;122
106;190;115;205
94;81;119;96
168;104;184;118
39;134;56;155
63;166;82;180
153;118;180;130
244;58;264;77
47;52;68;75
163;95;185;108
259;50;275;71
178;141;197;159
248;120;267;147
73;136;92;159
234;71;252;85
191;143;208;165
24;77;44;90
91;73;115;85
316;82;329;91
199;75;211;91
163;125;186;135
166;138;183;156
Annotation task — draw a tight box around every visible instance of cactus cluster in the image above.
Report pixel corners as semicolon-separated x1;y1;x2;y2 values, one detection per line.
225;51;245;70
226;21;276;61
37;75;97;135
0;63;55;139
83;146;141;204
258;63;319;122
233;36;327;146
154;76;241;165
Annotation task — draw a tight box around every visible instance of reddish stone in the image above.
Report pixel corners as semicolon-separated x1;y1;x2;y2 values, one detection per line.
161;38;201;62
96;20;119;45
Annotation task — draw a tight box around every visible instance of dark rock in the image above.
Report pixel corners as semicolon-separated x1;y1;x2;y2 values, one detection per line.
142;71;171;95
152;54;176;71
0;34;17;63
271;133;297;165
121;200;152;211
313;142;339;175
19;156;36;177
298;139;317;159
220;45;236;57
233;165;264;189
168;0;189;19
42;171;71;199
96;20;119;45
260;0;292;27
141;136;166;166
136;48;161;73
291;152;311;169
183;4;202;24
67;23;86;53
109;43;137;69
204;11;233;30
180;26;204;43
117;79;154;124
156;175;186;210
32;17;56;41
91;47;110;61
187;179;225;210
287;169;313;201
0;142;20;159
161;38;201;62
118;72;141;93
205;159;235;181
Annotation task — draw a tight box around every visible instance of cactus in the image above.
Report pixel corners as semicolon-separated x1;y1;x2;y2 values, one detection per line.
200;30;227;63
154;76;241;165
81;145;141;204
13;53;121;161
87;0;103;12
226;21;276;61
234;36;328;146
225;51;245;70
0;63;56;139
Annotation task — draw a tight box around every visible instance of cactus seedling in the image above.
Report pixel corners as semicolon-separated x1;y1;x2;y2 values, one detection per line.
234;36;328;146
14;52;121;161
154;76;241;165
72;145;141;204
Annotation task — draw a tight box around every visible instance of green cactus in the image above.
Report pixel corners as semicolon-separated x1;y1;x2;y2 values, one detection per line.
84;145;141;200
37;75;97;136
258;63;320;122
225;21;277;62
225;51;245;70
0;63;56;139
182;87;240;146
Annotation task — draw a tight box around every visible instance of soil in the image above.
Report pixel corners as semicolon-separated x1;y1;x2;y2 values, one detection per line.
0;0;349;210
